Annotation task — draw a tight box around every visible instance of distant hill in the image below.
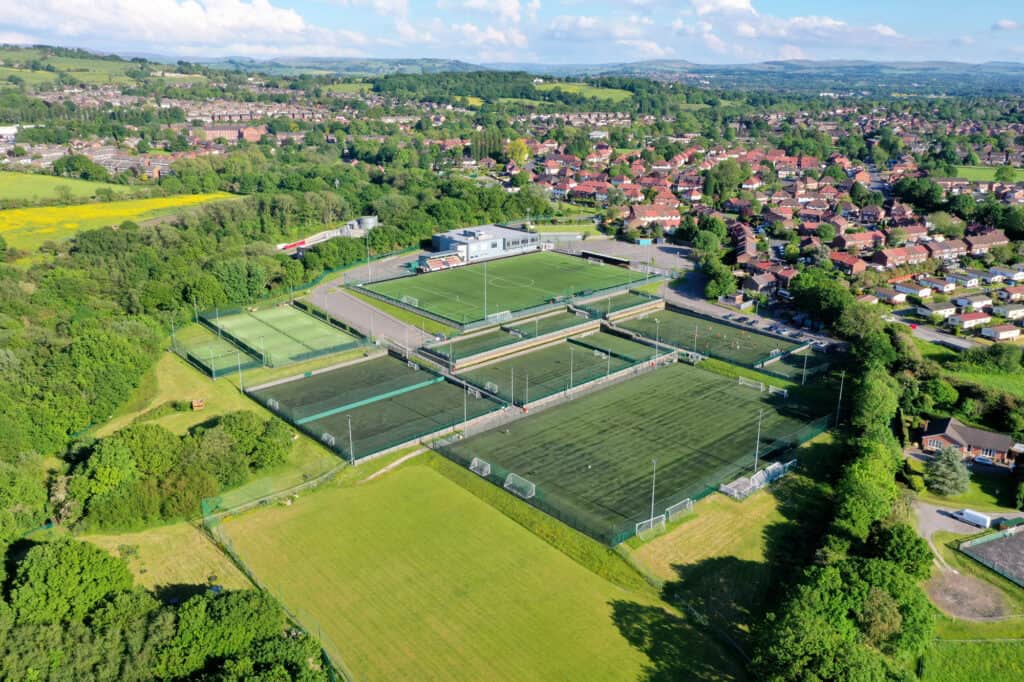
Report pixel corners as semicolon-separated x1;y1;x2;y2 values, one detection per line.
198;57;483;76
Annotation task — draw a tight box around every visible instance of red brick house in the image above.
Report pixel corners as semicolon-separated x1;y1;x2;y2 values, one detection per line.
830;251;868;275
965;230;1009;255
921;417;1019;465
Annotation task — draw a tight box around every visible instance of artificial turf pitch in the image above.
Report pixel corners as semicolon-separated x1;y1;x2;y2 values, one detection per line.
616;309;800;367
362;252;644;325
442;362;820;543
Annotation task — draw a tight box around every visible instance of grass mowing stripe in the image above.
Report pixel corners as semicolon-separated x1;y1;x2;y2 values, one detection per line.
295;376;444;425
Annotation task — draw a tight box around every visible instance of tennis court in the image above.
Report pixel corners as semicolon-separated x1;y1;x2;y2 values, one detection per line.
174;323;260;378
440;362;827;544
617;309;800;367
362;252;646;325
459;339;649;405
206;305;360;366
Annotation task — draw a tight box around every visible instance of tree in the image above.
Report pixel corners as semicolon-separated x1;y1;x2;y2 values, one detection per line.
994;165;1017;184
505;138;529;167
925;446;969;496
867;523;934;580
10;539;133;624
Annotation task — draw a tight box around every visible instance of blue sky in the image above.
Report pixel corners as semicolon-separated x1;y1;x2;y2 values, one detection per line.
2;0;1024;64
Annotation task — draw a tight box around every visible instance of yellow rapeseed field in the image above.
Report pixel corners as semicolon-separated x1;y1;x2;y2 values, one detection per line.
0;192;237;251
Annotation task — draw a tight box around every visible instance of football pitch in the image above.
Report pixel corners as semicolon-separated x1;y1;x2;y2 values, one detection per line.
362;252;645;325
250;356;502;460
205;305;360;366
617;309;801;367
441;362;825;543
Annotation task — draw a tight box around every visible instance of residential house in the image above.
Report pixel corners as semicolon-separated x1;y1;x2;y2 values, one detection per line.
895;282;932;298
917;300;957;319
946;271;981;288
992;304;1024;321
873;245;929;269
830;252;868;275
990;265;1024;283
982;324;1021;342
965;229;1010;255
925;239;968;261
834;231;885;251
626;205;681;231
948;311;992;330
874;288;907;305
954;293;992;310
917;276;956;294
743;273;776;294
921;417;1018;465
999;286;1024;303
857;294;879;305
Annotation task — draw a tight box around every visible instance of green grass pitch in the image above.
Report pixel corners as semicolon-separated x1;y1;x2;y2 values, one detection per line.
362;252;645;325
617;309;800;367
442;362;821;543
211;305;357;366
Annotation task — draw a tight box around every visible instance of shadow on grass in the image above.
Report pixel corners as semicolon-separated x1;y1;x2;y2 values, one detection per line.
610;599;747;681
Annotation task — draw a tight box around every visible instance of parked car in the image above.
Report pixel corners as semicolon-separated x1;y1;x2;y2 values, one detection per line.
973;455;994;466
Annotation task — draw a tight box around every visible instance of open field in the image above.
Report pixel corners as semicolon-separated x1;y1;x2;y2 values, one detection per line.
220;461;743;681
617;308;801;366
363;252;646;325
921;641;1024;682
442;362;825;543
530;221;600;234
0;66;58;86
0;171;147;202
325;82;370;93
0;192;237;250
205;304;360;367
84;522;250;595
535;82;633;102
955;165;1024;182
459;338;644;405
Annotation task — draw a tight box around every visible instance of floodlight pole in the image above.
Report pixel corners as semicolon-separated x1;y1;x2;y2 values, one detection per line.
463;383;467;428
236;349;244;391
215;307;221;340
835;370;846;427
511;367;515;406
525;372;529;403
570;345;574;389
655;318;661;348
802;353;808;386
754;409;763;473
483;259;488;321
650;459;657;522
347;415;355;465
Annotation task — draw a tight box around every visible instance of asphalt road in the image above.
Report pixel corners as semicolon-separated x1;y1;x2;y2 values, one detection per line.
888;310;979;350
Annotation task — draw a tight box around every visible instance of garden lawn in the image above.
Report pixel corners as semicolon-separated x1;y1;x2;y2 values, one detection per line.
220;462;743;681
0;192;237;250
921;640;1024;681
0;171;144;202
907;458;1019;512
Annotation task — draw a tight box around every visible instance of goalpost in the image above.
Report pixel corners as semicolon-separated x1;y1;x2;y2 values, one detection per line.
665;498;693;521
738;376;766;392
469;457;491;477
504;473;536;499
635;514;666;537
768;385;789;399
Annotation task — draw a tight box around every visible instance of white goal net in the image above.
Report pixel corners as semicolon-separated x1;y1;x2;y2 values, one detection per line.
738;376;765;392
665;498;693;521
504;473;536;499
400;295;419;307
635;514;667;537
320;432;336;447
768;385;788;399
470;457;491;477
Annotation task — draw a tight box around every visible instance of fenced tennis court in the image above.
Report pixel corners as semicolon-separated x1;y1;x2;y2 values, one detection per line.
362;252;649;325
438;362;829;544
201;305;362;367
616;308;800;367
173;323;261;378
458;339;650;406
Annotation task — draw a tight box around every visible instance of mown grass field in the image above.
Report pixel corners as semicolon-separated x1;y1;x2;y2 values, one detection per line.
364;252;644;325
535;82;633;102
906;458;1019;511
220;459;744;681
0;66;58;86
84;522;250;593
0;192;237;250
346;288;458;336
955;165;1024;182
0;171;145;202
324;82;370;93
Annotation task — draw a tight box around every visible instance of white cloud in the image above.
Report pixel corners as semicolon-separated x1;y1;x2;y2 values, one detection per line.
546;15;642;40
993;19;1021;31
690;0;754;16
526;0;541;22
0;31;40;45
439;0;523;23
3;0;367;56
674;19;727;54
452;23;527;47
616;39;673;58
871;23;902;39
